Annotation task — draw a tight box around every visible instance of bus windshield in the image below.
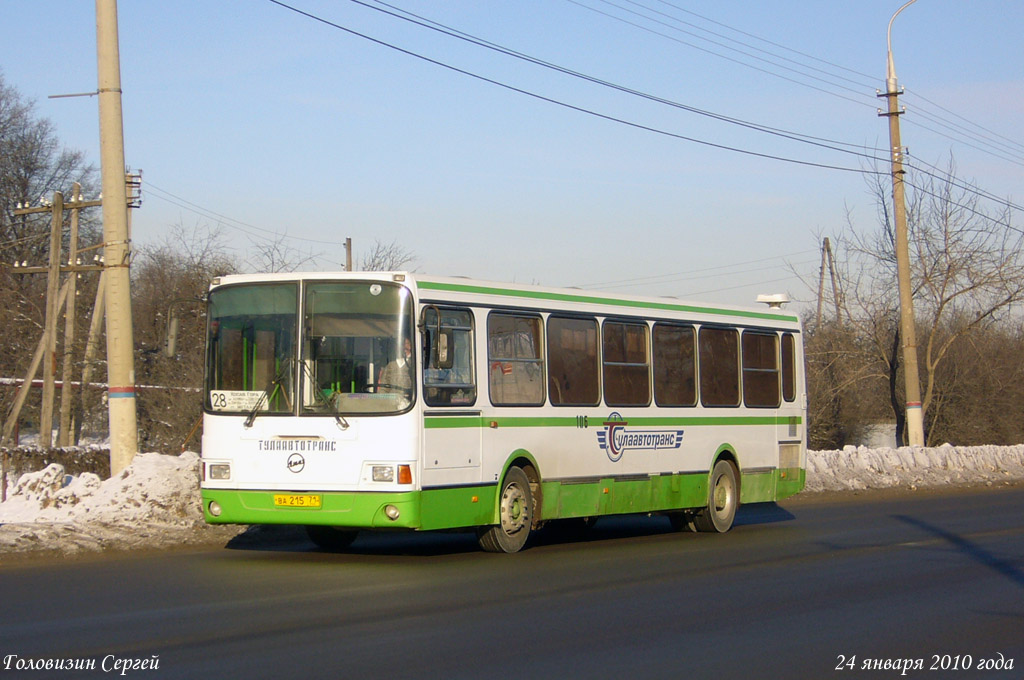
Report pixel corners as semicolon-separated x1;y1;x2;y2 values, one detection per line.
206;283;298;415
301;281;415;415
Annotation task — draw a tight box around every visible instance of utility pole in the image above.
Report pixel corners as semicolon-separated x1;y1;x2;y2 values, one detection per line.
58;183;84;446
879;0;924;447
826;238;841;326
40;192;64;447
96;0;138;473
6;194;104;451
345;237;353;271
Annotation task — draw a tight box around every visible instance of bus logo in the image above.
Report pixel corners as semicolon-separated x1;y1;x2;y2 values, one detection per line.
596;412;684;462
287;453;306;473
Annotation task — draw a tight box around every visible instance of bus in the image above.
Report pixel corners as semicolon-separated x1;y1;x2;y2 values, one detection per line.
200;272;806;552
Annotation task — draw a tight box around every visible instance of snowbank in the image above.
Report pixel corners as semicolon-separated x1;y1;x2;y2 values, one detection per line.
0;451;237;558
805;444;1024;492
1;445;1023;558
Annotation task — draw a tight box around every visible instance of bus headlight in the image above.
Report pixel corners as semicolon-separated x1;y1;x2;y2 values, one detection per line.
209;463;231;481
372;465;394;482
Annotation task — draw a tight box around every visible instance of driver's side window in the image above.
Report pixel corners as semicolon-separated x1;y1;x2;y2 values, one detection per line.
423;307;477;406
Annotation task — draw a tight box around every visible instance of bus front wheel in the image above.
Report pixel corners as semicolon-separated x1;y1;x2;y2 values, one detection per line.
478;467;533;553
692;459;739;533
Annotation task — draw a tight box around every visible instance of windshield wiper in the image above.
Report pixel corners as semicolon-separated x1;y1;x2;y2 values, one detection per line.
300;361;350;431
243;361;293;429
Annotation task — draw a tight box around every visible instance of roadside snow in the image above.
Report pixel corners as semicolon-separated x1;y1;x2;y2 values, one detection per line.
2;445;1024;558
805;444;1024;492
0;451;238;558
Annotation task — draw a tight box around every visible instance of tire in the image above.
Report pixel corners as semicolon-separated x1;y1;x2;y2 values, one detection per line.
691;459;739;533
477;467;534;553
306;525;358;551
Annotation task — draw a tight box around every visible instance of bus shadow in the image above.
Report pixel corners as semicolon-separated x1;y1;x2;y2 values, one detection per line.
223;502;797;557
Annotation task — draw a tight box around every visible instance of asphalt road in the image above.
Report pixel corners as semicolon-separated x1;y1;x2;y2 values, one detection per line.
1;486;1022;679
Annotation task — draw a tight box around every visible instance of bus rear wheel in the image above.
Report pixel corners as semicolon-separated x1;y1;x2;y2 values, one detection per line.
306;525;358;551
477;467;533;553
692;459;739;533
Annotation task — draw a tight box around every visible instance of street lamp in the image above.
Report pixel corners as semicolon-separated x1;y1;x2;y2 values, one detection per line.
880;0;925;446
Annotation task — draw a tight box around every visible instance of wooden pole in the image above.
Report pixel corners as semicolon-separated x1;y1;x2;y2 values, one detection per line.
40;192;64;447
58;183;82;446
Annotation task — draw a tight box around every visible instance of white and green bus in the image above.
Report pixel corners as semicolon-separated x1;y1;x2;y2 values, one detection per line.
201;272;806;552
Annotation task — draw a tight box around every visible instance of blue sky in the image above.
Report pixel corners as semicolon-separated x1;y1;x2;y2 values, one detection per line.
3;1;1022;307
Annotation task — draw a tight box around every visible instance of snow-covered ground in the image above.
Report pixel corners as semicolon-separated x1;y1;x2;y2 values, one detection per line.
2;445;1023;558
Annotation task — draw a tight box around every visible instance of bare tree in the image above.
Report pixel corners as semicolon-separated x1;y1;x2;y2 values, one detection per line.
359;239;416;272
0;72;100;436
244;232;320;273
131;222;239;452
825;155;1024;444
1;72;99;267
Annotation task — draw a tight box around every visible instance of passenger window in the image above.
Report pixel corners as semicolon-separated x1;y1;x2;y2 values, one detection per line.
781;332;796;402
603;321;650;406
547;316;599;406
653;323;696;407
742;331;780;408
488;313;545;406
699;327;740;407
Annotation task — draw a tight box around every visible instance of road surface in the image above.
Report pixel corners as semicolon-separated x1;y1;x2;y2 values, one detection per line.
1;486;1022;678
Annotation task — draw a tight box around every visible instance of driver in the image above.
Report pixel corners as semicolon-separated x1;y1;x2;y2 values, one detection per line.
379;337;414;394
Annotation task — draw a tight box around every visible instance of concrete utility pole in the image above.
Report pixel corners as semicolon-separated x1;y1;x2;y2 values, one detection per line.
879;0;925;447
96;0;138;473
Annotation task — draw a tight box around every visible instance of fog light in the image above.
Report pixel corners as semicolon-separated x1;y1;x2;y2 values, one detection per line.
372;465;394;482
209;463;231;480
208;501;222;517
384;504;401;520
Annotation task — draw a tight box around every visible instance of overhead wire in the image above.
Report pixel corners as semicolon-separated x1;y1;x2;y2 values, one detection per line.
578;0;1024;165
144;182;350;248
359;0;1022;220
270;0;887;174
569;0;880;106
580;249;818;289
371;0;888;156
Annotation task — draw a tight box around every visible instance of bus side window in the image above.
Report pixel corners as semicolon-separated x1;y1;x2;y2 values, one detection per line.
488;313;545;406
742;331;780;408
423;308;477;406
699;327;740;407
603;320;650;406
548;316;600;407
653;323;696;407
781;332;796;402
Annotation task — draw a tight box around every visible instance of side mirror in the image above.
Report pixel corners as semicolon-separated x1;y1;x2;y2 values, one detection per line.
437;329;455;370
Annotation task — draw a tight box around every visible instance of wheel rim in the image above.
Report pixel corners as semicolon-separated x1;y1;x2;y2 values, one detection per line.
500;482;529;536
712;470;735;518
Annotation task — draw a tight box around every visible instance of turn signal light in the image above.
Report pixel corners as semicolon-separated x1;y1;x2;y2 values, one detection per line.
398;464;412;485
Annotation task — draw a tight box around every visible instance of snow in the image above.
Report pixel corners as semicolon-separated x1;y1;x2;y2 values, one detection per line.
2;445;1024;558
805;444;1024;492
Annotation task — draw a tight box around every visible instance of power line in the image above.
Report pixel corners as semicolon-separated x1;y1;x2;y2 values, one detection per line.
572;0;1024;166
269;0;885;174
571;0;879;102
580;249;818;289
370;0;889;157
144;182;349;247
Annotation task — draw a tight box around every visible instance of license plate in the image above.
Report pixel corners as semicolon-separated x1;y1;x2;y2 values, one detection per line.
273;494;322;508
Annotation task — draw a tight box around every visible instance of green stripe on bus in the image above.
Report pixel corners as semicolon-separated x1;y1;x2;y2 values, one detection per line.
424;415;801;429
418;280;799;323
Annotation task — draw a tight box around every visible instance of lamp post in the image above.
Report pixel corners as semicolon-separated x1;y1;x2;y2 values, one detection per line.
879;0;925;446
